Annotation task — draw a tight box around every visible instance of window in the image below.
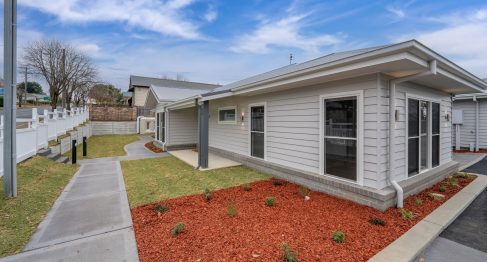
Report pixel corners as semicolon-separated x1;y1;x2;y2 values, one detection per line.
408;98;440;177
324;96;358;181
218;106;237;124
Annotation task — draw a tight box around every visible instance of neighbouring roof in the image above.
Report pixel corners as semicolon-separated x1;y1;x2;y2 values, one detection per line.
129;75;220;92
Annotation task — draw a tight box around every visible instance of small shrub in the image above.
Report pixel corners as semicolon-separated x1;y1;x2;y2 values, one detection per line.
428;192;444;201
265;197;275;206
171;222;185;236
399;208;415;220
281;242;298;262
154;203;169;214
242;183;251;191
272;180;283;186
414;197;423;206
332;231;346;243
447;178;459;187
368;217;386;226
439;185;447;192
204;188;212;201
453;172;471;179
227;202;237;218
298;186;310;198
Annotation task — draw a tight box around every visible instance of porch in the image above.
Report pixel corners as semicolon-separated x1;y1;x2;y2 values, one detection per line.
169;149;241;171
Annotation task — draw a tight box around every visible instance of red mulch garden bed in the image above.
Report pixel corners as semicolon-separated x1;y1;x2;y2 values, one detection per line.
453;149;487;153
144;142;165;153
132;175;476;262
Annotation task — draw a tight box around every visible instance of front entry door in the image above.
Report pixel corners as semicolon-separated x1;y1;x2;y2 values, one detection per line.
250;105;265;158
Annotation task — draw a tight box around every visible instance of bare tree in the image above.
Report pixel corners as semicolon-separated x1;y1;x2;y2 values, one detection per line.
23;39;98;110
73;83;92;107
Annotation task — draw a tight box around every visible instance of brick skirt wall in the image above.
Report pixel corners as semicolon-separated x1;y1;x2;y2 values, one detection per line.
90;105;137;121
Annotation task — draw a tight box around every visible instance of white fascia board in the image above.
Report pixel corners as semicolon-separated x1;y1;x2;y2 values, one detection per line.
200;91;233;101
232;52;427;96
165;95;200;110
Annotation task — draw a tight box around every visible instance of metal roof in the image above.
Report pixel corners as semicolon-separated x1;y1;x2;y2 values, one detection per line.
150;84;213;102
129;75;220;91
208;44;392;95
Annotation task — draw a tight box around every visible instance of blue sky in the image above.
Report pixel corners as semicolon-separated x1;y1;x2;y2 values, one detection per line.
1;0;487;92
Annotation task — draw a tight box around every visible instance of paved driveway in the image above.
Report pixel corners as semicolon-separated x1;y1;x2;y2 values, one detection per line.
421;156;487;262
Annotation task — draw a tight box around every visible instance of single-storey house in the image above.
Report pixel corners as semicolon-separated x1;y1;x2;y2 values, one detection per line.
144;81;220;143
154;40;487;211
452;89;487;151
128;75;218;108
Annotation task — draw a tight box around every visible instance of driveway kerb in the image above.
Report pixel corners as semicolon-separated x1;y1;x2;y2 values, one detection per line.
368;175;487;262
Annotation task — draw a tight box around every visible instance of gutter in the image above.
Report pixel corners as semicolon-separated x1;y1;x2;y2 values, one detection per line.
388;59;437;208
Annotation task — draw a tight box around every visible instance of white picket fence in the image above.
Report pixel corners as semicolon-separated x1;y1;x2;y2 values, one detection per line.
0;106;89;177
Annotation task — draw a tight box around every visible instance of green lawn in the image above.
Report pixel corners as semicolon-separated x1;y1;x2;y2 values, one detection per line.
121;156;270;208
0;157;79;257
64;134;140;159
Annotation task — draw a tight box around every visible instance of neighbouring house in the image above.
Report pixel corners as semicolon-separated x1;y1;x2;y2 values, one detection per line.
154;40;487;211
128;75;218;109
452;88;487;151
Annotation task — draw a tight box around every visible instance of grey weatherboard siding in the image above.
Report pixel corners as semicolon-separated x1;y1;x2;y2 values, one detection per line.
452;98;487;150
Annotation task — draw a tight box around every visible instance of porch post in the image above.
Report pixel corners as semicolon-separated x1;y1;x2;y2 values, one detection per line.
198;100;209;168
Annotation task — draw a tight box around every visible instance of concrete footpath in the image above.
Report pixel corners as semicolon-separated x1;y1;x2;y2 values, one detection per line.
1;161;139;262
1;136;167;262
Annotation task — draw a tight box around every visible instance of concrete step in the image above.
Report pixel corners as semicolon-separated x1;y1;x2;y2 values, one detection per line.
56;156;70;164
37;148;52;157
46;153;61;161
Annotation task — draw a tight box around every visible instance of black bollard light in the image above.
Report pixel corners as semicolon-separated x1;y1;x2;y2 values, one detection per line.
72;139;77;164
83;136;87;157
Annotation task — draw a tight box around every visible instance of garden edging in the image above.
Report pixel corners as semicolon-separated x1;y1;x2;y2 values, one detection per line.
368;175;487;262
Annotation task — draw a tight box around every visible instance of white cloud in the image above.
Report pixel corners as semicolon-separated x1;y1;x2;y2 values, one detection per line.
386;6;405;19
19;0;201;39
396;8;487;77
204;6;218;22
231;14;342;54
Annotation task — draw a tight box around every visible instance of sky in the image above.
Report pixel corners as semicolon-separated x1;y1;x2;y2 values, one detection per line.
0;0;486;92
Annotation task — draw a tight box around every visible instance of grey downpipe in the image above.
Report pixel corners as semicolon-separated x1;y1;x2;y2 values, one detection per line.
388;60;437;208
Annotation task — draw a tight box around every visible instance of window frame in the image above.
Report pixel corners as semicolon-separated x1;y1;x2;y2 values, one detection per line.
217;106;238;124
319;90;364;186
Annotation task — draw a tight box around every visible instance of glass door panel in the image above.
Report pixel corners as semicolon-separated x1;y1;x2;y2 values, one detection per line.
250;106;265;158
324;97;357;181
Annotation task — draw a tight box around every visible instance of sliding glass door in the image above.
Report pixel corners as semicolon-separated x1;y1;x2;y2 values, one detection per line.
408;99;441;176
324;97;357;181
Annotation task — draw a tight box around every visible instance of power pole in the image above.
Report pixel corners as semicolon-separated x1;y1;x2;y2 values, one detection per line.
3;0;17;197
24;66;28;101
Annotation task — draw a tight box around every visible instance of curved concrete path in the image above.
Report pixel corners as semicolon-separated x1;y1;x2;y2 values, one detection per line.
1;136;168;262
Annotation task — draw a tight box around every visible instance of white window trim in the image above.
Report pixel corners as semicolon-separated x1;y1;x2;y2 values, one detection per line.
319;90;364;186
248;102;267;160
404;94;442;179
217;106;237;124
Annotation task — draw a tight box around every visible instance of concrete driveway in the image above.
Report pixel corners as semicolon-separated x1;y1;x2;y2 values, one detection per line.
421;155;487;262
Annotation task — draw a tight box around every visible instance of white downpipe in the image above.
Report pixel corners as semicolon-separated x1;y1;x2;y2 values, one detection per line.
388;60;437;208
136;116;143;134
474;96;479;152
